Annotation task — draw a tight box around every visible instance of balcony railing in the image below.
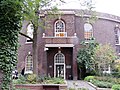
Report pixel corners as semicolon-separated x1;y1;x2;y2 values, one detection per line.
42;33;77;44
55;32;67;37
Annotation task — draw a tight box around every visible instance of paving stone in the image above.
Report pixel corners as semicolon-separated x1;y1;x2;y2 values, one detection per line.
67;80;96;90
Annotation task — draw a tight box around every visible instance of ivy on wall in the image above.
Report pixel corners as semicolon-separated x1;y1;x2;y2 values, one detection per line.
0;0;22;89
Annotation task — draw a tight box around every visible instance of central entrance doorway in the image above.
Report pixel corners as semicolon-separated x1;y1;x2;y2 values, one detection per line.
54;51;65;79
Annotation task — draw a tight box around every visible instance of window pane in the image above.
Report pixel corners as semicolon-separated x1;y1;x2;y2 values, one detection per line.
55;20;64;32
84;23;93;40
27;24;33;42
25;55;33;74
54;20;67;37
114;28;120;44
55;53;65;63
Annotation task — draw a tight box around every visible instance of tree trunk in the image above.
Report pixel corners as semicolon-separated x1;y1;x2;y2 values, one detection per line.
33;27;38;75
81;65;86;79
0;70;3;89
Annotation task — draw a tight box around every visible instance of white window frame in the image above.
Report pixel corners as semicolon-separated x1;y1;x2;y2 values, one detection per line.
84;23;93;40
54;20;67;37
102;65;111;74
25;54;33;74
26;23;33;43
114;27;120;45
54;51;65;79
117;30;120;44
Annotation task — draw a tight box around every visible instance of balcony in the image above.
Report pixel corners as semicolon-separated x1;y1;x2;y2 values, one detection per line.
42;33;78;44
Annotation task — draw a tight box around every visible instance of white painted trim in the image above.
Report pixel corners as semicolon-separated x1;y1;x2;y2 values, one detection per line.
54;52;66;79
54;63;65;79
24;55;33;74
54;20;65;32
54;20;67;37
45;10;75;15
43;36;77;38
24;71;33;74
84;23;93;40
45;44;74;47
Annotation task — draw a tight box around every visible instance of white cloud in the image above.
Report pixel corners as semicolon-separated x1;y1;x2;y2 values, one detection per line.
95;0;120;16
57;0;120;16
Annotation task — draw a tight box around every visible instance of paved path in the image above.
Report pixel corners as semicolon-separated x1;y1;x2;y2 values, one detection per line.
67;80;96;90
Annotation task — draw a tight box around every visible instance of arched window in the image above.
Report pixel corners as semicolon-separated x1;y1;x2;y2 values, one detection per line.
54;51;65;79
25;54;33;74
54;20;67;37
54;52;65;64
26;23;33;42
114;27;120;44
84;23;93;40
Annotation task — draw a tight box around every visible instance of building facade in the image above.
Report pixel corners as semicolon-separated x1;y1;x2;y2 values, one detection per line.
18;9;120;80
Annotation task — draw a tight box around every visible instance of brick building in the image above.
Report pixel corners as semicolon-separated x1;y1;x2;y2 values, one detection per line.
18;9;120;80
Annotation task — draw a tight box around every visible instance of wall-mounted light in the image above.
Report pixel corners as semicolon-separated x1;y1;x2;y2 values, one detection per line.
49;65;52;68
74;33;77;37
115;24;119;28
28;51;31;55
42;33;45;37
44;47;49;51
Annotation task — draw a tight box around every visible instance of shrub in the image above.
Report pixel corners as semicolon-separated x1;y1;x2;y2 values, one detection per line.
112;72;120;78
92;80;113;88
78;88;88;90
69;88;88;90
112;84;120;90
13;75;26;84
26;74;37;84
37;75;52;83
95;76;120;84
69;88;75;90
52;78;65;84
95;76;111;82
43;77;65;84
84;76;95;82
13;87;28;90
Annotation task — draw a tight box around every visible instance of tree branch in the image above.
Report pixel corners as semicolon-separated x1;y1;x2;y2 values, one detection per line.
59;0;66;3
40;0;66;9
19;32;33;41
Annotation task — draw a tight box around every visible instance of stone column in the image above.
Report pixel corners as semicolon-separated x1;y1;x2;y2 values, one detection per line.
72;47;78;80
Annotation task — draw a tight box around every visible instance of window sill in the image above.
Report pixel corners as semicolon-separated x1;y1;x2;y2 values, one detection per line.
42;36;77;39
115;44;120;46
24;71;33;74
118;53;120;55
25;42;33;44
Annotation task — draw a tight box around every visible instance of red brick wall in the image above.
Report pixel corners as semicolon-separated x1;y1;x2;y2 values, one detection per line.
16;85;43;90
15;84;67;90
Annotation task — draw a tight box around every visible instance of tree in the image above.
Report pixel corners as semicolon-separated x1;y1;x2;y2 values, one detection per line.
77;38;98;79
94;44;117;75
19;0;65;75
0;0;22;89
79;0;97;23
114;61;120;78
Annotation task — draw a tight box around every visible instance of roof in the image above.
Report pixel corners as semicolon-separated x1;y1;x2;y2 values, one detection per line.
42;9;120;23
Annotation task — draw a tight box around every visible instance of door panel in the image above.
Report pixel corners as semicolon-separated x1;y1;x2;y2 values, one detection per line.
56;65;64;78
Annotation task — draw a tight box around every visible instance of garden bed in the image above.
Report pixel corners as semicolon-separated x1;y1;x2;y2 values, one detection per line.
15;83;67;90
88;82;111;90
85;76;120;90
14;75;67;90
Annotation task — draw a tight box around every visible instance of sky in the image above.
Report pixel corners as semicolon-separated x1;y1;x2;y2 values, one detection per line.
57;0;120;16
